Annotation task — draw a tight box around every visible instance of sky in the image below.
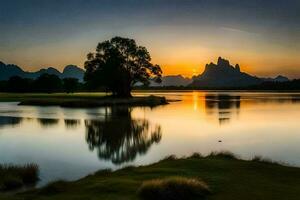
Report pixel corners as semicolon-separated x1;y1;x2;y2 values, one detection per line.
0;0;300;78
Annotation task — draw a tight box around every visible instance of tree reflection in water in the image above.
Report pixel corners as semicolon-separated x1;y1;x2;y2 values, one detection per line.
0;116;23;128
37;118;59;127
85;107;162;165
64;119;81;129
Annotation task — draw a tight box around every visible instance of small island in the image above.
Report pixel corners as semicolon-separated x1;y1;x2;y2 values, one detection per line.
17;94;168;108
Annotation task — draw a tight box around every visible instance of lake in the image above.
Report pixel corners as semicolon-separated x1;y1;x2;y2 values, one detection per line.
1;91;300;186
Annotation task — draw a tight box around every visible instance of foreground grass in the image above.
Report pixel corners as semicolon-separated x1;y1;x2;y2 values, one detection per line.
1;153;300;200
0;164;39;191
0;93;168;108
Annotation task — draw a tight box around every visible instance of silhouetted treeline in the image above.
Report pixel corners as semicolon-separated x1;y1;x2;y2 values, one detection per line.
246;80;300;90
1;73;300;93
0;74;83;93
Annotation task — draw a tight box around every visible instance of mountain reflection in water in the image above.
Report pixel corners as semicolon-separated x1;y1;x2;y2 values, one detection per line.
0;116;23;128
205;94;240;125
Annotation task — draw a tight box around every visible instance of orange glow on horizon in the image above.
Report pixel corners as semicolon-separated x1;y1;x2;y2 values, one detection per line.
157;58;254;78
154;53;300;78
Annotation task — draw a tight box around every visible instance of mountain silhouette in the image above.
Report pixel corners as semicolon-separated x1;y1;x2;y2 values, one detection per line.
0;61;25;80
0;61;85;81
190;57;289;88
62;65;85;80
151;75;192;86
261;75;289;83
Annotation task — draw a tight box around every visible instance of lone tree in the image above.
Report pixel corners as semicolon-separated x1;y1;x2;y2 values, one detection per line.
84;36;162;97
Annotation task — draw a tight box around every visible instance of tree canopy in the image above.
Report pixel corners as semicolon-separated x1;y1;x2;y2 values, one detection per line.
34;74;62;93
84;36;162;97
63;78;79;93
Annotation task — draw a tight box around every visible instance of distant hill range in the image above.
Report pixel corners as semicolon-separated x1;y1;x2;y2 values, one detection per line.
151;75;192;87
152;57;289;87
1;58;289;87
0;61;85;82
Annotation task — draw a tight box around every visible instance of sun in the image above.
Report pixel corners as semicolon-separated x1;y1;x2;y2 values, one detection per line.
192;68;198;77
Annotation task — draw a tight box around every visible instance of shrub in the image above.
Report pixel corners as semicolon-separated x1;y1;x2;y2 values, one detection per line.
252;155;266;162
251;156;281;165
160;155;177;162
189;153;204;159
207;151;238;160
137;177;210;200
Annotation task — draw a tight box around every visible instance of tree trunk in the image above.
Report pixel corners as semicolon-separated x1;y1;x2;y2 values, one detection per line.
116;87;132;98
114;80;132;98
114;72;132;98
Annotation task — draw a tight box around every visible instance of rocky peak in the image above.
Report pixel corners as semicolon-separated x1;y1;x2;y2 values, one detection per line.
203;57;240;73
190;57;262;88
217;57;230;67
204;64;209;71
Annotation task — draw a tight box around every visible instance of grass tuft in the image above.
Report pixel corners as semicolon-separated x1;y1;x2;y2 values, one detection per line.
18;164;39;184
0;163;39;191
137;176;210;200
2;176;23;190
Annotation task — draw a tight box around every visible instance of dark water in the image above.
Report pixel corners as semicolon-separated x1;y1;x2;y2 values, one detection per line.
1;91;300;186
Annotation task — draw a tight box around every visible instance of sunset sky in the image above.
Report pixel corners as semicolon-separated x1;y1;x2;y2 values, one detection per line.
0;0;300;78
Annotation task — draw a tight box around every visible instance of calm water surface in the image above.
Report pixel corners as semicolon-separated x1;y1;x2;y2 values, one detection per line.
1;91;300;186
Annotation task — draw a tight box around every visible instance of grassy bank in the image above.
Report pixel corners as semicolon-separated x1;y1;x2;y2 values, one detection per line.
1;152;300;200
0;164;39;191
0;93;168;108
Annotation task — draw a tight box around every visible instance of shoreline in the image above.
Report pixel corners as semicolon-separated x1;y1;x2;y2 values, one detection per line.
2;152;300;200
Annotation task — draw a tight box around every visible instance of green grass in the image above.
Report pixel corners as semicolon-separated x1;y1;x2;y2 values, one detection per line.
0;93;168;108
0;164;39;191
1;152;300;200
